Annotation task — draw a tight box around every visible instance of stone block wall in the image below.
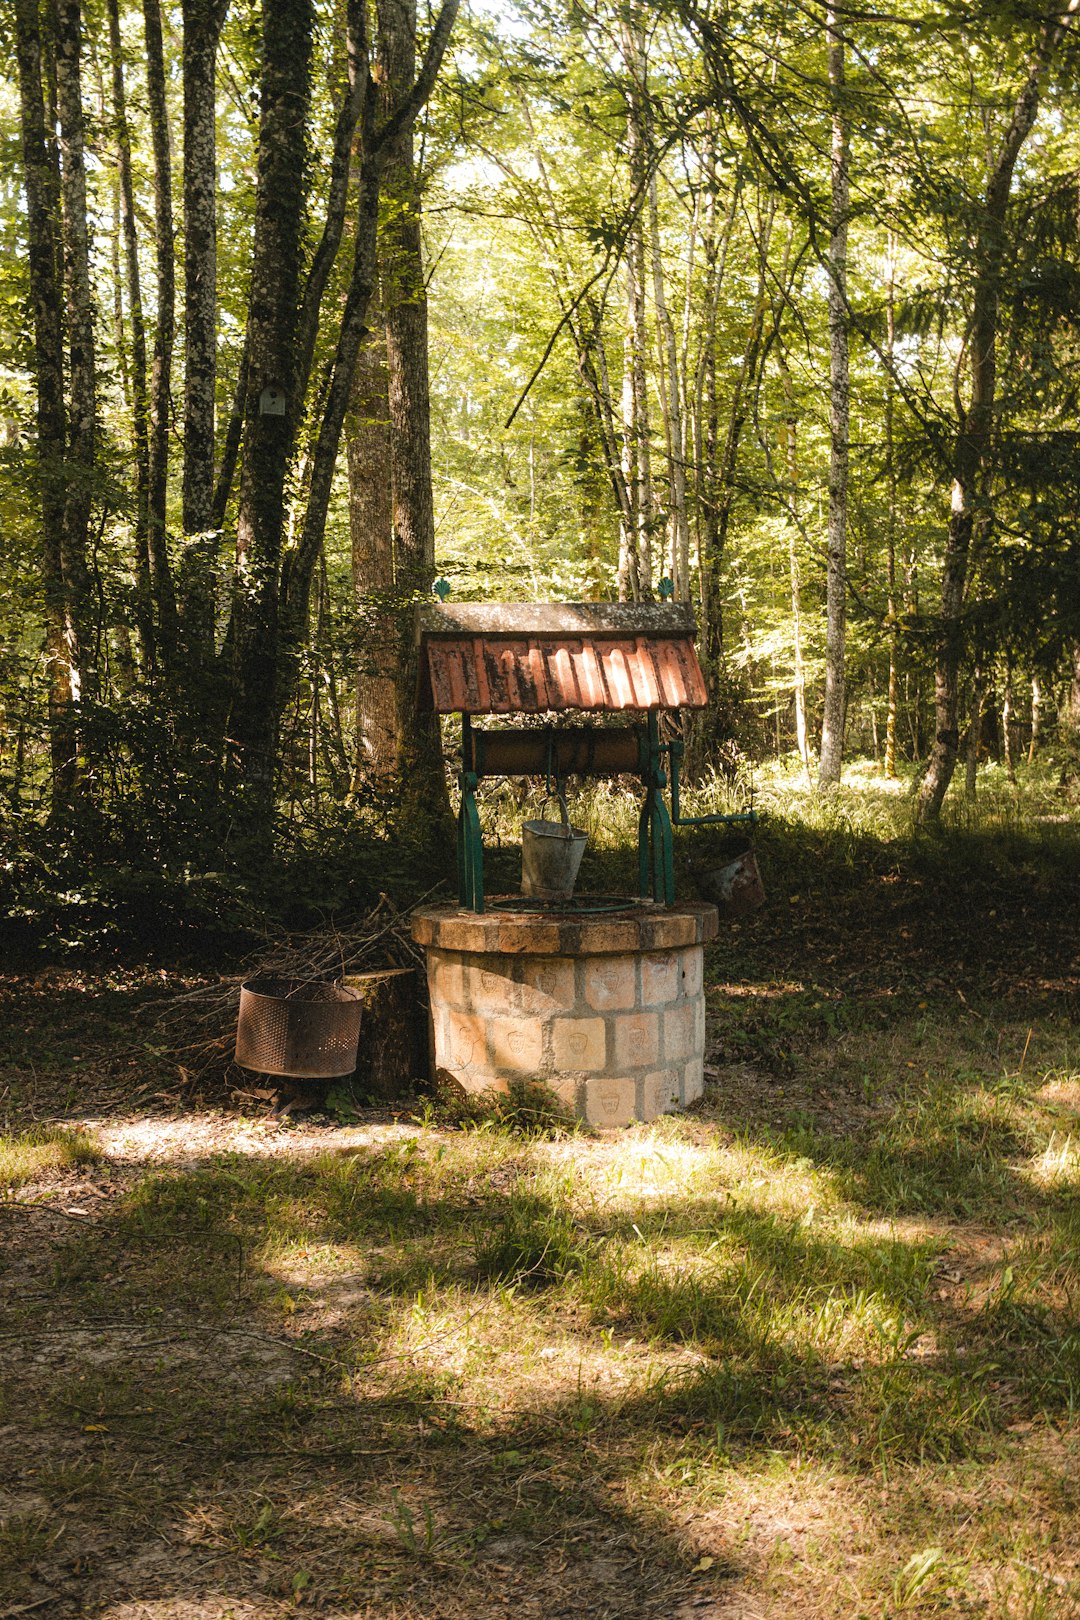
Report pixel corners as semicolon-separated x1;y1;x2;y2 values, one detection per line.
425;943;707;1125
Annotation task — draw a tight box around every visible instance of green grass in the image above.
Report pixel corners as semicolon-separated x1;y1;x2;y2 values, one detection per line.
2;765;1079;1615
0;1123;101;1189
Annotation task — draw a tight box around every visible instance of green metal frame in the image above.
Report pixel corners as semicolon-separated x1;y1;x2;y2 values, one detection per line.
453;710;756;914
667;737;757;833
457;714;485;911
639;711;674;905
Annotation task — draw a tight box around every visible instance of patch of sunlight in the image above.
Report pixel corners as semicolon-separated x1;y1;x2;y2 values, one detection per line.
629;1443;861;1559
352;1278;701;1423
256;1237;364;1285
0;1123;100;1188
1038;1073;1080;1113
95;1600;261;1619
92;1114;420;1166
1023;1132;1080;1190
570;1131;845;1219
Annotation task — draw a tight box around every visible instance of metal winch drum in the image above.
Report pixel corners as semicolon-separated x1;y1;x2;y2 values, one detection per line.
235;976;363;1079
521;792;588;902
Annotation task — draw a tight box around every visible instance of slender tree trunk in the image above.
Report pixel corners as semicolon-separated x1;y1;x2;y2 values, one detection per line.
965;667;984;799
916;3;1078;824
883;239;900;778
13;0;80;800
143;0;179;666
210;344;249;531
346;320;397;781
107;0;154;670
1002;667;1016;782
227;0;314;838
379;0;452;841
55;0;97;772
777;350;811;777
1027;676;1040;764
181;0;229;660
617;14;653;602
692;164;739;656
700;195;773;689
1068;645;1080;754
648;173;689;598
818;5;849;787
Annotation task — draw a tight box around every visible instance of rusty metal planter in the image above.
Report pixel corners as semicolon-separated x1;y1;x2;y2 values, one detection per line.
235;977;363;1079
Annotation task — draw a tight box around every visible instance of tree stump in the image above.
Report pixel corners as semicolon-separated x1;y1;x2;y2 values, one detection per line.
342;967;428;1100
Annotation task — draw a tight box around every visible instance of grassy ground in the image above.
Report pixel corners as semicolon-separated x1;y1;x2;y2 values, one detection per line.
2;761;1080;1618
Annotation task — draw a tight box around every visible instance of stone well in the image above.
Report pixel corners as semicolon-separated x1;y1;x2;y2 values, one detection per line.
411;901;718;1126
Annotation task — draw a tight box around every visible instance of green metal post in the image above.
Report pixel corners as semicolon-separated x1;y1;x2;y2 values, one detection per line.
459;773;484;911
457;713;485;912
638;712;675;906
638;796;651;900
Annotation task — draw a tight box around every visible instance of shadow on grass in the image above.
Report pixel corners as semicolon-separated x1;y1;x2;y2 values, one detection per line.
6;1108;1080;1614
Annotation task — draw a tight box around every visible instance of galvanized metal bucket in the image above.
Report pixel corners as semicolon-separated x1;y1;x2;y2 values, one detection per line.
521;792;587;902
697;843;765;919
235;976;363;1079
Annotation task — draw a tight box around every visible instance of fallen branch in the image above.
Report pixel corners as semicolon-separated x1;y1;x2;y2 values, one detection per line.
148;886;443;1081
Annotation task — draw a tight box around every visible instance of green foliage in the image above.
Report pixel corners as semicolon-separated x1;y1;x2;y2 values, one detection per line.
1;0;1079;921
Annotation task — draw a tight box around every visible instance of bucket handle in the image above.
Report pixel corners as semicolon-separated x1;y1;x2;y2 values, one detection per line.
537;789;573;838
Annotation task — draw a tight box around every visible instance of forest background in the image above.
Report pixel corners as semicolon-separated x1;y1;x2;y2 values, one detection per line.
2;0;1080;946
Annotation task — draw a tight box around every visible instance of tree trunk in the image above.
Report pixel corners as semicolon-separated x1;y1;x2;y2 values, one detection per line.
13;0;80;801
883;237;899;779
55;0;97;779
143;0;179;667
227;0;314;840
346;321;397;781
1027;675;1040;764
698;193;773;723
617;14;653;603
777;349;810;777
916;5;1077;824
965;667;984;799
1068;645;1080;754
1002;668;1016;783
692;162;738;666
181;0;229;661
818;6;849;788
343;967;428;1098
380;0;452;843
107;0;154;669
648;169;690;598
275;0;459;741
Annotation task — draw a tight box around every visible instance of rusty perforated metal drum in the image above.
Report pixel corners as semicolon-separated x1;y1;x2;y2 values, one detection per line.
235;976;363;1078
696;844;765;920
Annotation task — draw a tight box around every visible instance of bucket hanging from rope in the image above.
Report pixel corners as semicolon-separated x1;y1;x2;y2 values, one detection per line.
521;791;587;903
